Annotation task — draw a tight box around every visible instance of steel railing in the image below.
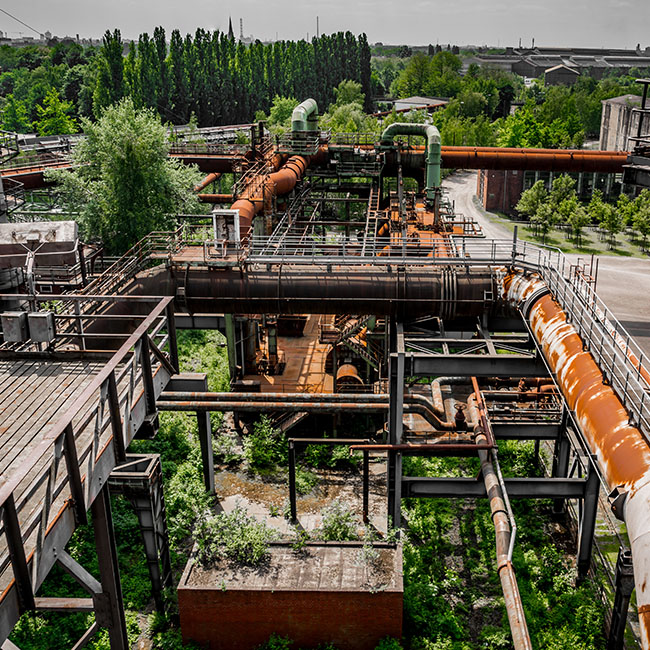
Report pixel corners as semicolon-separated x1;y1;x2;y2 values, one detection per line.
0;296;176;617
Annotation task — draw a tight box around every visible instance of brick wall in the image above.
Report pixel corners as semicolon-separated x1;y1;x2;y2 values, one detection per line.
179;587;403;649
476;169;525;214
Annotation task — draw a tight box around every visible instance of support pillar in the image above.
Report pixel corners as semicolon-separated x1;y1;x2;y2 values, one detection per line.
387;320;404;530
607;548;635;650
577;455;600;581
224;314;238;382
109;455;173;613
91;483;128;650
552;408;571;515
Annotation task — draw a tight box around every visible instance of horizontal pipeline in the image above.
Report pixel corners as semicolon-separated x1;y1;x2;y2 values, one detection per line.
439;146;628;173
132;265;496;317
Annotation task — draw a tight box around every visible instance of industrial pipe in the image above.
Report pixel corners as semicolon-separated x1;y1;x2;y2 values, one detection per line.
157;390;457;431
471;378;532;650
132;264;496;317
197;194;234;203
194;172;221;193
291;98;319;133
430;377;471;417
230;154;310;238
439;146;628;174
501;270;650;648
381;123;442;201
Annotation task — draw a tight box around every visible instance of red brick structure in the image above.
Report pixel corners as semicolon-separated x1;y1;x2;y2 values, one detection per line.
178;542;403;650
476;169;525;214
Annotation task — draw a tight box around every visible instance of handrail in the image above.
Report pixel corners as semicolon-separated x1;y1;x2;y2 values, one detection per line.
0;296;174;611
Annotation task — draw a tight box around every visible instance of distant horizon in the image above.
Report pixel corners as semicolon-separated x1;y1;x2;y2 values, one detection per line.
1;0;648;51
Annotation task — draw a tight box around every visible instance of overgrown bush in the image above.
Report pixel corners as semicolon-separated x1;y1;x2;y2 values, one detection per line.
194;505;279;566
303;441;362;470
294;466;319;495
244;415;288;470
317;499;359;541
213;430;243;465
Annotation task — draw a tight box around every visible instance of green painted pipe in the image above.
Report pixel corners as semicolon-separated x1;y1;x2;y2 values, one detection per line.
291;98;319;132
380;122;442;202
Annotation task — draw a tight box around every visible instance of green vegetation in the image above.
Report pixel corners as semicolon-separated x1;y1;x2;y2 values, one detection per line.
244;415;288;470
194;504;279;567
515;177;650;253
0;29;372;131
46;98;201;253
318;499;360;541
400;444;605;649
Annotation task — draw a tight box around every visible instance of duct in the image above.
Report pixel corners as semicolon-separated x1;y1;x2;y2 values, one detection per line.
471;378;532;649
291;98;319;133
439;147;628;174
132;264;495;317
197;194;234;203
501;270;650;648
230;154;309;239
194;172;221;193
381;123;441;203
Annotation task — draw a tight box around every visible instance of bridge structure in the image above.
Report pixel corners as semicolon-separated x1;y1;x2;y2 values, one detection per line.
0;104;650;649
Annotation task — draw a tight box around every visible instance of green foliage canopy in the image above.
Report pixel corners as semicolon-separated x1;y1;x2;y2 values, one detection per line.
47;98;201;254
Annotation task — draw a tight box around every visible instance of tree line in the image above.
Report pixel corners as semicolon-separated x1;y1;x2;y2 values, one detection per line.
516;176;650;250
0;28;372;134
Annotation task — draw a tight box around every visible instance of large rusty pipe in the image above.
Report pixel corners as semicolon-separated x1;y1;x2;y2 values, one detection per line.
440;147;627;173
197;194;234;203
231;154;310;238
132;265;495;317
502;271;650;647
194;172;222;193
472;378;532;650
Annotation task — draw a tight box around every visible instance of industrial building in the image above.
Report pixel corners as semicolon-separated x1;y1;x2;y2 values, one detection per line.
1;94;650;650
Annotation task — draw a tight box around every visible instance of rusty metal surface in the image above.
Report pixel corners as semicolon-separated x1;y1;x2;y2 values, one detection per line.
502;271;650;647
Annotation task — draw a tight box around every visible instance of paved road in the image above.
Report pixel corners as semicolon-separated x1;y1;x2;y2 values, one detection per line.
442;171;650;356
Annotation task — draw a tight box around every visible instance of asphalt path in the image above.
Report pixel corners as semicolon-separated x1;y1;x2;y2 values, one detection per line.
442;171;650;356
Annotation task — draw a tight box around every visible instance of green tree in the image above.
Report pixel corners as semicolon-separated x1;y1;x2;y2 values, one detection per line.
93;29;125;117
33;88;77;135
532;201;556;243
516;180;548;219
600;202;622;249
47;98;201;254
1;94;31;132
333;79;364;108
549;174;577;210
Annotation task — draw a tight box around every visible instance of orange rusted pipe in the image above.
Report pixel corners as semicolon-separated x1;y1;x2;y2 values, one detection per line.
440;147;628;173
502;271;650;648
197;193;234;203
194;172;221;193
231;154;310;238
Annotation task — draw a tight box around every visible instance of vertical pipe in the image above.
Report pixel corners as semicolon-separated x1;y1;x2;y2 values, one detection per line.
288;441;297;523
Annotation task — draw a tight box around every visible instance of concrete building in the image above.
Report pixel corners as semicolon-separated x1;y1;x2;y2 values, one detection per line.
545;64;581;85
600;94;650;151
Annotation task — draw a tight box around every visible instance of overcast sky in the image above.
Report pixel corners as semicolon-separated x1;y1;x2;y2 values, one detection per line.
3;0;650;49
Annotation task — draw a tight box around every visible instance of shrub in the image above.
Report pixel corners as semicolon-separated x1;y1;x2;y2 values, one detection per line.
194;505;279;566
244;416;287;470
318;499;359;541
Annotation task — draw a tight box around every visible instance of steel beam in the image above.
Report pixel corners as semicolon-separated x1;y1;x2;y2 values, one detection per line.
108;455;174;613
492;422;561;440
90;483;128;649
402;476;587;499
607;548;635;650
577;456;600;581
402;352;547;377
